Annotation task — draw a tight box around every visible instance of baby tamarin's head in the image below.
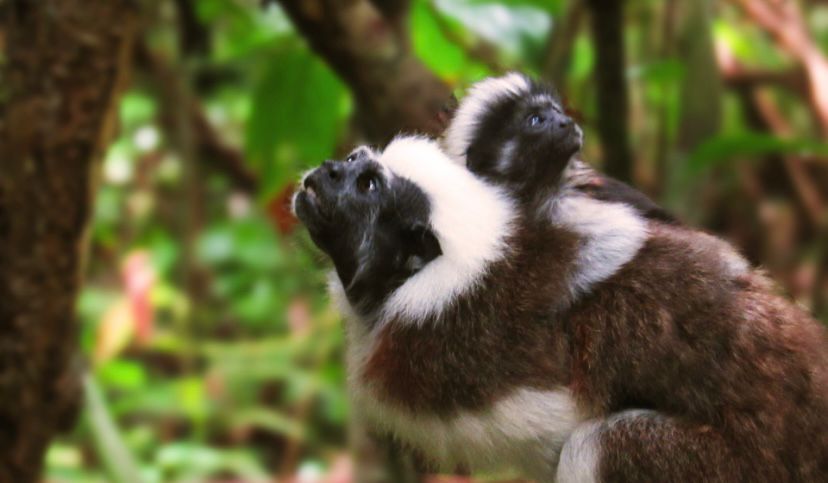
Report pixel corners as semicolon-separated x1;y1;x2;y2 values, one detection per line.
442;73;677;225
442;73;582;201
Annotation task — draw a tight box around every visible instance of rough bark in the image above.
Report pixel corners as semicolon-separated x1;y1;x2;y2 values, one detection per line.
278;0;453;144
0;1;137;480
586;0;634;183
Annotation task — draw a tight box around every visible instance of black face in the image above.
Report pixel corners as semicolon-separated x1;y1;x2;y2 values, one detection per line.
294;147;442;317
465;80;582;200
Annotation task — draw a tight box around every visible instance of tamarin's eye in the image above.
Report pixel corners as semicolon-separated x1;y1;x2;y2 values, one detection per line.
356;173;378;193
527;114;545;127
345;153;358;163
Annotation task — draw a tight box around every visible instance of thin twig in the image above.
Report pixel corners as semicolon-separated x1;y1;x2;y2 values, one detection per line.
731;0;828;136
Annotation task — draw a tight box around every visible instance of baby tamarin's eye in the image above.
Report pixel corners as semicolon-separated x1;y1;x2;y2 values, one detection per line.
527;114;546;127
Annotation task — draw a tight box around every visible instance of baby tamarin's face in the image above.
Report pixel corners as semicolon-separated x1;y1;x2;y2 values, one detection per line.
442;73;678;225
442;73;583;201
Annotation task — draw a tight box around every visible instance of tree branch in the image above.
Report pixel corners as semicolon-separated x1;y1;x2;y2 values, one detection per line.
277;0;452;144
716;42;826;230
173;0;211;56
731;0;828;137
134;44;259;193
753;91;826;229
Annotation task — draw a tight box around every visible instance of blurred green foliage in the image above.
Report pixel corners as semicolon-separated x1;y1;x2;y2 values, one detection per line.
47;0;828;482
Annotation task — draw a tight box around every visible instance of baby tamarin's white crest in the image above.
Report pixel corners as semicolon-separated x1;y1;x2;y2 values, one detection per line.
442;72;533;164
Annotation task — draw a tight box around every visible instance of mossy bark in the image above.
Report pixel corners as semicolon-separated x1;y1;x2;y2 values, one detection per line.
0;1;137;480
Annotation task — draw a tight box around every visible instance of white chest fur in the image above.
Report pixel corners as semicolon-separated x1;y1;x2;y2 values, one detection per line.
351;380;581;481
329;273;582;481
339;312;581;481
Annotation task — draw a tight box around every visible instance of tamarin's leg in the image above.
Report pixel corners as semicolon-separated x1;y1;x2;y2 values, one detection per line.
556;410;747;483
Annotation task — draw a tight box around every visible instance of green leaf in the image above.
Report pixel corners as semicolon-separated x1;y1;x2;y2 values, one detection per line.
83;374;146;483
97;360;148;391
231;277;284;323
411;1;476;78
713;20;786;68
197;217;283;269
177;377;211;422
569;33;594;81
246;48;347;197
686;132;828;173
630;58;685;84
140;228;180;276
433;0;551;62
155;442;268;480
467;0;563;14
77;288;120;327
197;0;292;61
120;91;157;128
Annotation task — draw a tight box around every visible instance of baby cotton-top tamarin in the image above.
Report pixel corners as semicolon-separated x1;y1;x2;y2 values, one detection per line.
441;72;677;225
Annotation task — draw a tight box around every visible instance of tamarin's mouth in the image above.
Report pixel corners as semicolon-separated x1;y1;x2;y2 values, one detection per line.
302;176;319;202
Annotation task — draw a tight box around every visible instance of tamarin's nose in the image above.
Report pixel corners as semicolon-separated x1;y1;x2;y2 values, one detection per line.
549;108;573;130
322;160;344;183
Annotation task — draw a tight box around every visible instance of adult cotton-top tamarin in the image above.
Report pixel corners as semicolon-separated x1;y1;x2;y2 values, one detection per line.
294;130;828;482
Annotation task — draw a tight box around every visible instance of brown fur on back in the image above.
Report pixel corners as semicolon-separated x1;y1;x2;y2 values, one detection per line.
361;219;828;481
568;223;828;481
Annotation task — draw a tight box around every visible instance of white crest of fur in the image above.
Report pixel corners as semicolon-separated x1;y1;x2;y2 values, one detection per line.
441;73;532;165
376;136;515;323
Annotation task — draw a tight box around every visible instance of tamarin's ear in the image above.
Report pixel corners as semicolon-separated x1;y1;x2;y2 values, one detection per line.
435;94;459;133
403;223;442;273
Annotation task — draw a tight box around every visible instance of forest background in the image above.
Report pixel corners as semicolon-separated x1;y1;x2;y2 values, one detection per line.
1;0;827;481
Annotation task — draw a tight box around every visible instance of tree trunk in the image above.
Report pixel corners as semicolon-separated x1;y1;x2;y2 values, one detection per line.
587;0;634;183
0;1;137;480
664;0;723;222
